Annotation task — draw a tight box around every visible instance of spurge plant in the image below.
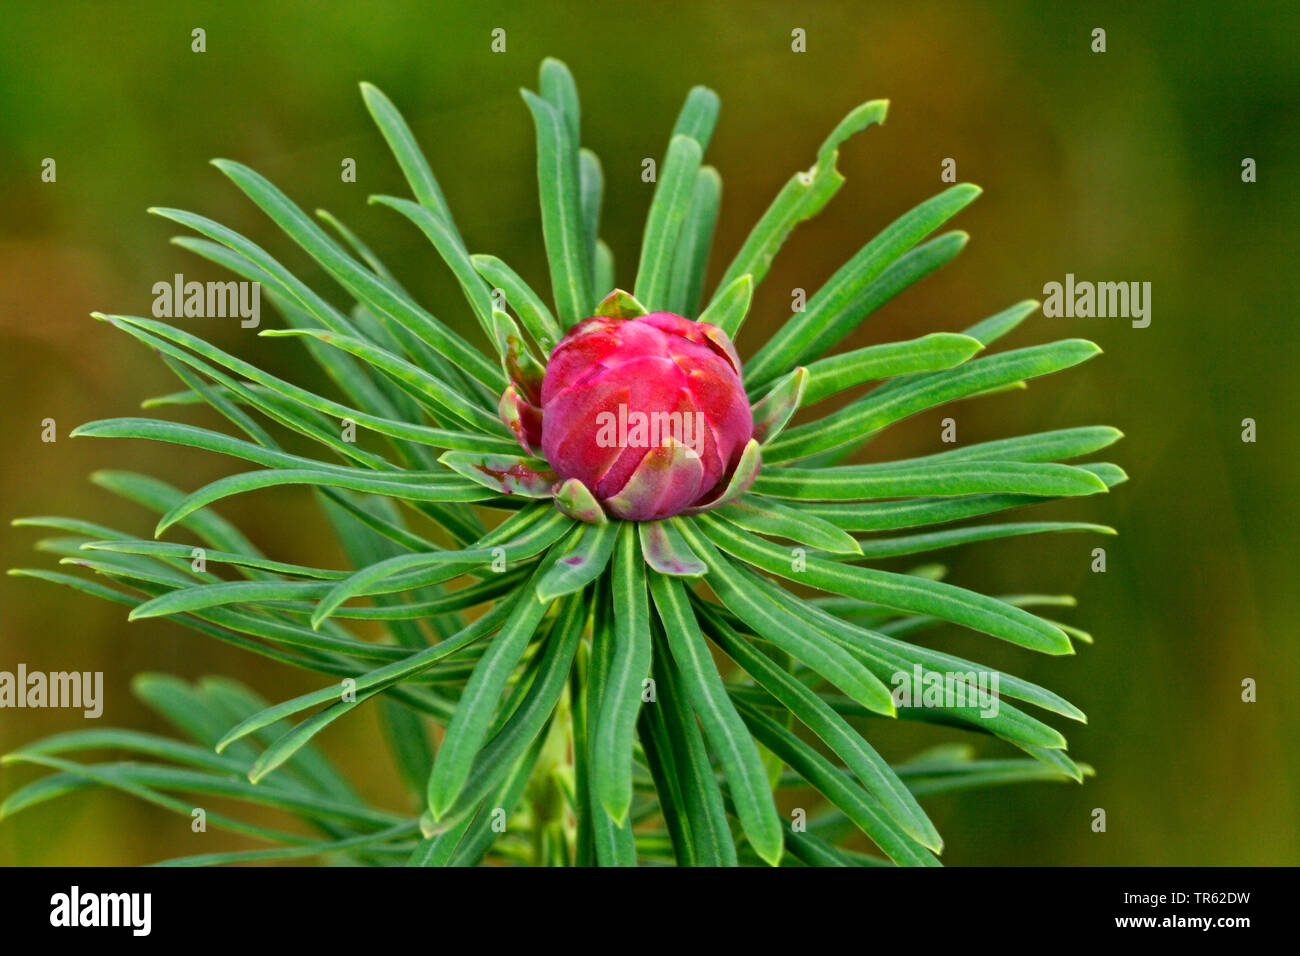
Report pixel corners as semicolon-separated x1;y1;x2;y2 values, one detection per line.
4;58;1124;866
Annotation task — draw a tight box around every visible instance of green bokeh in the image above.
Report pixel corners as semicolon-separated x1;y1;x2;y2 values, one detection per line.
1;0;1295;865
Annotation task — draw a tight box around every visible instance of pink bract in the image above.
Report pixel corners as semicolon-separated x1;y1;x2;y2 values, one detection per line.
507;311;755;521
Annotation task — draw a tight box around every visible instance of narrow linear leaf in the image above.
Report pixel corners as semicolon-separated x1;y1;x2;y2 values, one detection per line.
699;273;753;337
731;702;939;867
638;519;707;577
714;498;861;555
766;339;1104;462
649;572;784;866
535;520;619;603
470;254;564;355
665;166;722;316
593;525;653;823
695;512;1074;655
745;185;980;386
696;602;942;851
522;90;592;327
752;460;1109;501
635;134;704;310
797;333;984;406
427;563;555;817
712;100;888;301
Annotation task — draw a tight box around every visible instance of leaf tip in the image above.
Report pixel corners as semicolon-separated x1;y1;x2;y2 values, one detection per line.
755;837;785;867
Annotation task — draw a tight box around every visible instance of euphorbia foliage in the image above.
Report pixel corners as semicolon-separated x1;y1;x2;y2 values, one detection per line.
5;58;1123;867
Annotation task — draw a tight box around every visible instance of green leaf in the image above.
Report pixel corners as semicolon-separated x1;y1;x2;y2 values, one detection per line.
730;702;939;867
98;314;516;456
435;593;587;822
899;758;1091;797
154;468;491;538
746;584;1085;726
751;367;807;445
594;241;615;302
128;579;327;621
648;573;781;866
207;160;504;390
4;753;403;832
310;507;571;627
585;599;639;866
849;521;1115;560
359;82;459;239
157;820;420;867
214;600;516;754
893;425;1125;465
437;451;558;498
862;298;1041;405
594;288;648;319
168;231;427;427
90;470;263;558
578;148;603;299
539;57;581;143
765;339;1104;462
71;418;490;487
426;563;555;817
665;166;722;316
682;439;761;513
552;478;606;524
712;100;888;301
633;701;692;865
644;629;737;866
491;308;546;401
635;134;704;311
246;686;386;785
797;332;983;406
696;602;942;850
200;676;359;802
470;254;564;354
752;460;1109;501
674;523;895;715
671;85;721;151
801;461;1128;532
535;521;619;603
0;756;336;845
442;733;548;866
368;194;496;340
714;498;862;555
783;826;863;867
745;185;980;386
699;273;753;337
638;520;708;577
521;89;593;326
260;327;503;433
695;512;1074;655
11;729;246;777
592;525;653;823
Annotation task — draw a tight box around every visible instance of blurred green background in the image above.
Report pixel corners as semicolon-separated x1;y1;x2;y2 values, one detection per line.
2;0;1296;865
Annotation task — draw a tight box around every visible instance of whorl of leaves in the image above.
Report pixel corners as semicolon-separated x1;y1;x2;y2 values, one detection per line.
5;59;1121;866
